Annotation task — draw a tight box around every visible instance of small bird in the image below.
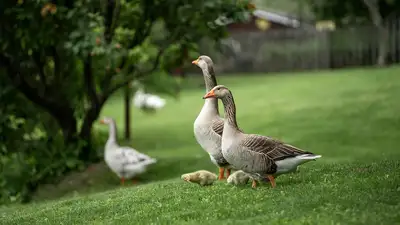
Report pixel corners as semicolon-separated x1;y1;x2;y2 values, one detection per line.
227;170;251;186
227;170;270;186
181;170;218;186
203;85;322;188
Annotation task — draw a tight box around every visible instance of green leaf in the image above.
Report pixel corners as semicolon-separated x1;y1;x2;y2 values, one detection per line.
66;159;77;169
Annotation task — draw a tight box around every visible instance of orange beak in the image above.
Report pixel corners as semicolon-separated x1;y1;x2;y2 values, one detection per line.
99;119;105;124
192;59;199;65
203;89;216;99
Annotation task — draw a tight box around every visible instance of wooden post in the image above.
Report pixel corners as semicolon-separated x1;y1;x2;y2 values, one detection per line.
124;84;131;140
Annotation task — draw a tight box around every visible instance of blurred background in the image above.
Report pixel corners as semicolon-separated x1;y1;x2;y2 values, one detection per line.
1;0;399;205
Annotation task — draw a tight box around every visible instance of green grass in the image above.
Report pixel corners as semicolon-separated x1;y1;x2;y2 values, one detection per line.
2;67;400;225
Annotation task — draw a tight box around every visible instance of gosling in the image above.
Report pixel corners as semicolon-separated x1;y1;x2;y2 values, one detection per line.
181;170;218;186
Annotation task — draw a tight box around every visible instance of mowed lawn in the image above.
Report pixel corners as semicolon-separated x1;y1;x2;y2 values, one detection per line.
1;67;400;225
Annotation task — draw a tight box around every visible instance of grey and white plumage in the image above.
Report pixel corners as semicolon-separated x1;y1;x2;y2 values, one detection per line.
203;85;322;188
192;56;232;178
100;117;157;181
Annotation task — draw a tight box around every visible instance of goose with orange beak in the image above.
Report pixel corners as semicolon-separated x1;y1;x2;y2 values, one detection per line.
192;55;233;180
203;85;322;188
100;117;157;185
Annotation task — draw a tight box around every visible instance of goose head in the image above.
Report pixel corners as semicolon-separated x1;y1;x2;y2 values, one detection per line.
99;116;115;125
203;85;230;99
192;55;214;71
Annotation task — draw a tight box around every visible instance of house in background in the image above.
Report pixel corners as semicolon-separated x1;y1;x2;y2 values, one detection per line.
215;8;315;32
206;7;318;73
182;5;319;75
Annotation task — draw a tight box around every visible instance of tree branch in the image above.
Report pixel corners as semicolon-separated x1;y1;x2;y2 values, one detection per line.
101;14;154;90
50;46;61;78
362;0;388;66
103;46;167;98
104;0;117;44
0;54;72;117
32;52;47;86
116;2;155;72
83;55;99;106
362;0;382;26
118;17;154;69
113;0;121;27
101;25;184;99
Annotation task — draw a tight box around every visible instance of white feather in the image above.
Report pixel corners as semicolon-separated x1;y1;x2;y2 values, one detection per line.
105;145;157;179
275;154;321;175
133;88;166;110
101;117;157;179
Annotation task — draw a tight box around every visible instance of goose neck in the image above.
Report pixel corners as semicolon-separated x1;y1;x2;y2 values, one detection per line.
106;121;118;148
202;67;218;92
202;67;219;113
221;93;239;129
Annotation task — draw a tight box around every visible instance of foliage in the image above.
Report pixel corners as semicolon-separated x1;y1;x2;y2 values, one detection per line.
2;68;400;224
305;0;400;66
0;0;253;204
0;79;89;204
306;0;400;26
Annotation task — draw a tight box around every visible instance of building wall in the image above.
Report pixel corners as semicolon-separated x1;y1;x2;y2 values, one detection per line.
227;16;291;32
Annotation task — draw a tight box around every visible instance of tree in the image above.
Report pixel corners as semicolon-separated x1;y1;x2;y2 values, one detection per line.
306;0;400;66
362;0;389;66
0;0;252;161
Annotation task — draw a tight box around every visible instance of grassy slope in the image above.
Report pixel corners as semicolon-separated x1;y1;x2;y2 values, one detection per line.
2;67;400;225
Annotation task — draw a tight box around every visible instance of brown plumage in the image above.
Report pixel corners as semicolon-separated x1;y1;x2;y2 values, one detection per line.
203;85;322;188
241;135;316;161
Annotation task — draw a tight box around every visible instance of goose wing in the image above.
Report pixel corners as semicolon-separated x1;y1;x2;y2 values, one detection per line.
241;134;311;161
211;118;224;137
115;147;154;164
211;117;244;137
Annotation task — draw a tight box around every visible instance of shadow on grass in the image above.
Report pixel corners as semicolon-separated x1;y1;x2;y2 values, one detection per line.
136;155;215;182
33;154;215;202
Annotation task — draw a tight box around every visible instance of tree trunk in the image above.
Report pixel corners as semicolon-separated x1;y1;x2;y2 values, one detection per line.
124;85;131;140
1;55;81;144
79;103;103;162
377;26;389;67
362;0;388;66
56;110;78;144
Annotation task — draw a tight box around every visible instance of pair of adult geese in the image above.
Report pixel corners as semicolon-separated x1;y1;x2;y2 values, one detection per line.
192;55;322;188
99;55;322;188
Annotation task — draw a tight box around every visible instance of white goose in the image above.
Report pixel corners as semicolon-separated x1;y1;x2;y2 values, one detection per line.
100;117;157;184
131;81;166;113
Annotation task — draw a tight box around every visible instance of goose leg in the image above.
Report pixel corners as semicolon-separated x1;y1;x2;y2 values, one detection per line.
218;167;225;180
251;179;257;188
120;177;125;185
226;169;231;178
267;175;276;188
